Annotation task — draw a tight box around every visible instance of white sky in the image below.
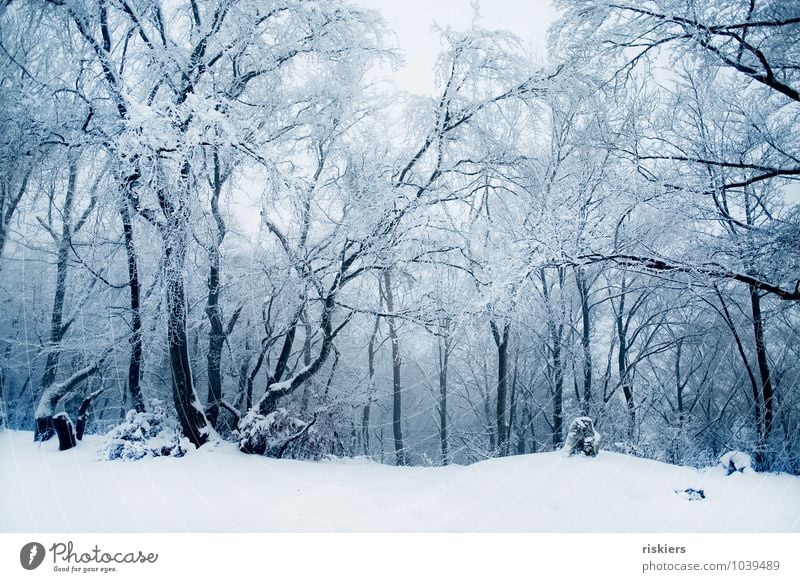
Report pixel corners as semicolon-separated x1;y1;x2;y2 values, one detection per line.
355;0;558;95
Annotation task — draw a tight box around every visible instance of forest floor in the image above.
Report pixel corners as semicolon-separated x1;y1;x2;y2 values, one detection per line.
1;429;798;532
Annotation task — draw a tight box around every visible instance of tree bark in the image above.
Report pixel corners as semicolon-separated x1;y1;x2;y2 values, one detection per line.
53;413;76;451
363;314;380;456
205;153;227;430
119;200;145;413
714;287;765;461
490;319;510;456
749;285;774;463
575;267;593;415
165;240;209;447
159;163;210;448
76;388;104;441
35;362;100;441
437;320;451;465
0;167;30;277
540;269;564;448
615;275;636;442
383;270;405;466
35;160;77;441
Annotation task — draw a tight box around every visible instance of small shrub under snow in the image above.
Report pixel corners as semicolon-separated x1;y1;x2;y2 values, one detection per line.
96;405;188;461
720;451;753;475
563;416;601;457
236;408;331;459
675;487;705;501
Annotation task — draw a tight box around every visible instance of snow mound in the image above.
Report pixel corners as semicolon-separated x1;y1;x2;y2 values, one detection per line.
1;430;798;532
96;407;188;461
236;408;330;459
562;416;600;457
720;451;753;475
675;487;705;501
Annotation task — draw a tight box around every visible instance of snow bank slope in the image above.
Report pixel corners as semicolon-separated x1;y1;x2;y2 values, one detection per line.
1;430;797;532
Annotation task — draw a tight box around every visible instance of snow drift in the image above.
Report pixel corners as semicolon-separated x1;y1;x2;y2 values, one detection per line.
1;430;797;532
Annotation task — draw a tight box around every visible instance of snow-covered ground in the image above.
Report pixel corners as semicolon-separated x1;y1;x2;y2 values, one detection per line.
1;430;798;532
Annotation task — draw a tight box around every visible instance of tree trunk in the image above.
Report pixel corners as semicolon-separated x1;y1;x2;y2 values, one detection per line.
119;200;145;413
35;161;77;441
205;152;227;430
35;362;100;441
615;275;635;442
540;269;564;448
490;319;510;456
383;270;405;466
299;308;313;413
714;287;765;463
363;314;380;456
160;165;209;447
508;351;519;452
482;364;496;453
749;285;774;465
53;413;77;451
0;168;30;277
575;267;593;415
675;339;684;431
437;321;451;465
75;388;104;441
551;332;564;448
165;242;209;447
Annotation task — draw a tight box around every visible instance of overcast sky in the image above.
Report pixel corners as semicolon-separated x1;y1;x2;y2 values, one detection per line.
356;0;558;95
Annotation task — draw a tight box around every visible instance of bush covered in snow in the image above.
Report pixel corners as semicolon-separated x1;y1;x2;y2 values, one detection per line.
563;416;601;457
236;408;338;460
720;451;753;475
96;404;187;461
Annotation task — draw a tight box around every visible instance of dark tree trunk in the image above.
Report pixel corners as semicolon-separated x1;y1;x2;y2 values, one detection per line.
675;339;684;431
714;287;765;462
383;270;405;466
575;267;593;415
437;320;451;465
515;403;529;455
35;362;100;443
299;309;313;413
749;285;774;465
551;333;564;448
363;314;380;456
119;200;145;413
204;244;224;429
35;161;77;441
482;366;496;452
257;315;299;416
507;352;519;452
490;320;510;456
165;246;209;447
159;163;209;448
615;275;635;442
540;269;564;448
53;413;76;451
524;405;538;453
75;388;104;440
205;152;228;430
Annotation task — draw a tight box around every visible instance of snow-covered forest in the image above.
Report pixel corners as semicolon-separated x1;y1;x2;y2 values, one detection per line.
0;0;798;479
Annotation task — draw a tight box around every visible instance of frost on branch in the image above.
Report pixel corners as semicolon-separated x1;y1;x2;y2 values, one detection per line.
720;451;753;475
97;403;187;461
236;408;337;460
563;417;601;457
